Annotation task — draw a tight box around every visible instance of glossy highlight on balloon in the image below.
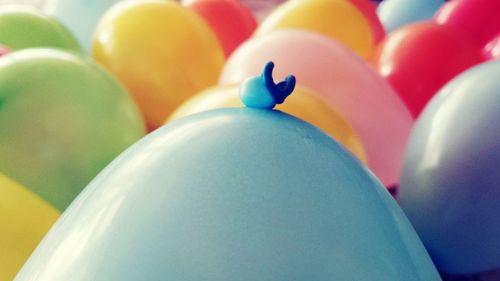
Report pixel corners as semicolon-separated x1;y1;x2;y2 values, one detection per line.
0;48;146;211
256;0;375;59
93;0;225;130
221;29;413;187
399;61;500;274
14;66;440;279
0;174;60;281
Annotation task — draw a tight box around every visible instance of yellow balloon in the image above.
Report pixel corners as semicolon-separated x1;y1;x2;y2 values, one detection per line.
256;0;374;59
93;0;225;130
169;84;367;162
0;174;60;280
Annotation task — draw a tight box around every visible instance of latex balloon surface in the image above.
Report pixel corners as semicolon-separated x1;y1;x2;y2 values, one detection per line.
435;0;500;46
0;7;82;52
0;174;60;281
347;0;385;43
0;49;146;211
377;0;444;33
372;22;484;117
399;61;500;274
169;84;367;162
15;64;440;280
186;0;257;57
221;30;413;187
256;0;375;59
93;0;225;130
44;0;123;53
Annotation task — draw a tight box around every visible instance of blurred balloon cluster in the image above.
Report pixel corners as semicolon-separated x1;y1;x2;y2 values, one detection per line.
0;0;498;280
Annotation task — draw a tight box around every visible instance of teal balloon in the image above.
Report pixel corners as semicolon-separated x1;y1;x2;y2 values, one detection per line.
44;0;123;53
377;0;444;33
400;61;500;274
0;7;82;52
0;48;146;211
15;107;440;280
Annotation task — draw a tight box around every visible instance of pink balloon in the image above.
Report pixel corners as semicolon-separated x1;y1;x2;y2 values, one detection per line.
220;30;414;187
484;34;500;60
435;0;500;46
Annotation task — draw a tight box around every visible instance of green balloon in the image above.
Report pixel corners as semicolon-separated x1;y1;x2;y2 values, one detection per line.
0;7;82;52
0;49;146;211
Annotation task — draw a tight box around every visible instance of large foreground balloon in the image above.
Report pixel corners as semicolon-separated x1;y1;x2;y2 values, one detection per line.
14;64;440;280
0;174;60;281
399;61;500;274
44;0;123;53
377;0;444;33
221;30;413;187
256;0;375;59
169;83;367;162
372;22;484;117
435;0;500;46
0;7;82;52
186;0;257;57
93;0;225;130
0;49;146;211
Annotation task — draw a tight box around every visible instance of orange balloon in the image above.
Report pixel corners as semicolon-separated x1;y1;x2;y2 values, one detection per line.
169;84;367;163
187;0;257;57
93;0;225;130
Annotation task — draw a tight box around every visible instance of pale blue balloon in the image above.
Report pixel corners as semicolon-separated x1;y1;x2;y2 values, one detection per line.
44;0;122;53
400;61;500;274
378;0;444;33
15;106;440;280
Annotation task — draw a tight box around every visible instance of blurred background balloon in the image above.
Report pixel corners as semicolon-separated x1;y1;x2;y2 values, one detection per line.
237;0;285;22
0;174;60;281
435;0;500;46
44;0;123;53
221;30;413;187
377;0;444;34
169;83;367;162
0;49;146;211
399;61;500;275
347;0;385;43
93;0;225;130
372;22;484;117
0;7;82;52
185;0;257;57
256;0;375;59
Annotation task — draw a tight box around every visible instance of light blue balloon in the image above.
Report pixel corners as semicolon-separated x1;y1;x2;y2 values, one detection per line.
400;61;500;274
15;64;440;280
44;0;122;53
378;0;444;33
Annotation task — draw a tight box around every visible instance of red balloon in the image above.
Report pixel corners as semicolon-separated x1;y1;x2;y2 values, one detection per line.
187;0;257;57
435;0;500;46
372;22;484;116
348;0;385;43
484;34;500;60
